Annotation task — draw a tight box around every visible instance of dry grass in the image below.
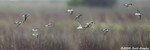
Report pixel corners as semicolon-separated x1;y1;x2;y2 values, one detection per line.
0;2;150;50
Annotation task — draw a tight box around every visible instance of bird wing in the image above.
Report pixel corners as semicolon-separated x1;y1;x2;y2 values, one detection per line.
84;22;90;28
75;16;78;20
75;15;79;20
127;3;132;5
124;4;128;7
22;14;28;23
136;9;141;13
16;23;21;27
77;20;83;27
84;21;93;28
75;14;82;20
23;16;27;23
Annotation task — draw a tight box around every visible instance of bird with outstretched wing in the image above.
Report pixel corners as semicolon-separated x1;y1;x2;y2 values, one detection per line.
22;14;29;23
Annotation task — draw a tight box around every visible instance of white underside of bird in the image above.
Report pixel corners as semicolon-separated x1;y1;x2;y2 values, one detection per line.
32;28;38;32
32;28;39;37
66;8;74;15
67;9;73;12
32;33;38;36
32;33;39;37
77;21;84;29
124;3;133;7
124;4;129;6
75;16;79;19
84;22;91;27
135;13;141;16
77;25;84;29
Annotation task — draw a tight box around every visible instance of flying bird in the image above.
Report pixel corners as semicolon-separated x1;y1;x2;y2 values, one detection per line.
32;33;39;38
134;9;142;20
67;8;74;15
84;21;94;29
32;28;39;38
32;28;38;32
22;14;29;23
44;23;52;27
75;14;82;20
76;20;94;30
102;28;109;35
77;20;84;30
124;3;133;7
14;21;22;27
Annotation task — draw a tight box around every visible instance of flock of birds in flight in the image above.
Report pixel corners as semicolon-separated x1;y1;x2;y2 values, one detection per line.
14;2;142;38
124;3;142;20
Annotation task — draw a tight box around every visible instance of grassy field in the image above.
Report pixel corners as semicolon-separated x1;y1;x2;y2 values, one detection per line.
0;1;150;50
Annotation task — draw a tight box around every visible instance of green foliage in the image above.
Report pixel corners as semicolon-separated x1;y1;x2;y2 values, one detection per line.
67;0;85;6
67;0;117;7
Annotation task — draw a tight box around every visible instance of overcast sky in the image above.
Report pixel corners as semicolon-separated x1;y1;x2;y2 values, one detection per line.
0;0;66;1
0;0;69;3
0;0;148;2
0;0;148;1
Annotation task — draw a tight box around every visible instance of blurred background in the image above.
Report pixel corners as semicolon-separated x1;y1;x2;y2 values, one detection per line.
0;0;150;50
0;0;150;22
